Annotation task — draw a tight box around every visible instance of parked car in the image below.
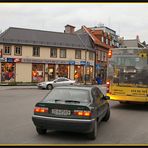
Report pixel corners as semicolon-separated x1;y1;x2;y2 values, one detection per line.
32;86;110;140
37;77;76;90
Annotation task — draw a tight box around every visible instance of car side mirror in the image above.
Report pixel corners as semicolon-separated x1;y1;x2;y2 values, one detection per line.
54;81;56;83
103;96;110;100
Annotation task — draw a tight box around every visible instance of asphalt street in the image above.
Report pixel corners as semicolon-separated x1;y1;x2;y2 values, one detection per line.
0;87;148;144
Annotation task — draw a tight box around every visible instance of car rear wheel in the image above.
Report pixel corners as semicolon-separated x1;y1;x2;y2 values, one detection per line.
36;127;47;135
47;84;53;90
102;108;110;122
88;120;98;140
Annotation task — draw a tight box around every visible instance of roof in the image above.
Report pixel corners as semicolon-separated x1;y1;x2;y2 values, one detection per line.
121;39;145;48
0;27;94;51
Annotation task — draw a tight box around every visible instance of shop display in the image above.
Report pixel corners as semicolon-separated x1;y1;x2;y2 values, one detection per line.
1;63;15;82
32;64;44;82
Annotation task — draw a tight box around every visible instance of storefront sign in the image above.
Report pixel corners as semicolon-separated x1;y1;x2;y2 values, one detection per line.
21;58;69;64
69;61;75;65
14;58;21;63
7;58;14;63
96;64;100;69
80;61;86;65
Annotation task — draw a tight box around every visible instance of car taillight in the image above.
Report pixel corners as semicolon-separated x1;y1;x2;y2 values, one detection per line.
34;107;48;113
74;110;91;117
106;80;110;93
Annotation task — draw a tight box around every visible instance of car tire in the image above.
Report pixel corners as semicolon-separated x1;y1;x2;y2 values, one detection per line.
102;108;110;122
88;120;98;140
36;127;47;135
47;84;53;90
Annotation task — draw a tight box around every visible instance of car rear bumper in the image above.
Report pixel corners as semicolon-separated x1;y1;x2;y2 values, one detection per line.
32;115;95;133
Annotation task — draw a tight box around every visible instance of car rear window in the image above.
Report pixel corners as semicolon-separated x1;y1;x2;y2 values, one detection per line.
44;88;90;103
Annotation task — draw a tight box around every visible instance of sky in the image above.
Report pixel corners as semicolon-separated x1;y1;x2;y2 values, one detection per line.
0;3;148;43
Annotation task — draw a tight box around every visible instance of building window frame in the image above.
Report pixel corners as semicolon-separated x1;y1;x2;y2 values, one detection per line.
60;48;66;58
50;48;57;58
75;50;81;59
33;46;40;57
14;45;22;56
101;37;104;43
106;39;108;45
3;45;11;55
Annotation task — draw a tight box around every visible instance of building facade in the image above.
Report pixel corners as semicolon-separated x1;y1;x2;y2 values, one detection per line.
0;26;95;83
76;25;115;84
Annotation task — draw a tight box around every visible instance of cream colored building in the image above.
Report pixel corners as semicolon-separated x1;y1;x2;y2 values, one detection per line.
0;26;95;83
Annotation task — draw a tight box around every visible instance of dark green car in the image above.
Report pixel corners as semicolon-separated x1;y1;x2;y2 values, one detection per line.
32;86;110;140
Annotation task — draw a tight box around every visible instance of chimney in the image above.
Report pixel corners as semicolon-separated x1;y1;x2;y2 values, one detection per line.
64;24;75;33
136;35;140;41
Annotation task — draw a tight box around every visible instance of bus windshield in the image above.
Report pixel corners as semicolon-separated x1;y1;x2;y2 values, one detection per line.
107;48;148;87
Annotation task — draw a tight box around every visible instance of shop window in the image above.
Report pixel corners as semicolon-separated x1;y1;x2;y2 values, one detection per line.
32;64;44;82
75;50;81;59
33;47;40;56
57;65;69;78
89;52;94;60
1;63;15;82
3;45;11;55
85;66;93;82
48;64;55;80
60;49;66;58
50;48;57;58
14;46;22;56
74;65;84;82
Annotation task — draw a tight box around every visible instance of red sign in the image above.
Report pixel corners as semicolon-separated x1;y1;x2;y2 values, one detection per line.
14;58;21;63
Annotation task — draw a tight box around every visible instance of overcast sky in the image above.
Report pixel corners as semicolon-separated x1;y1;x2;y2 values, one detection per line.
0;3;148;43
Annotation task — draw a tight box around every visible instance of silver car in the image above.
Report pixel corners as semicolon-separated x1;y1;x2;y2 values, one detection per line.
37;77;76;90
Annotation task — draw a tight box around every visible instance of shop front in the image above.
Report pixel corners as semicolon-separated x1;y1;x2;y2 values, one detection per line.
32;64;44;82
1;62;15;82
47;64;55;81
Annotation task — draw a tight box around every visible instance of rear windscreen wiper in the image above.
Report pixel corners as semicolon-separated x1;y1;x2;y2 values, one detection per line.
65;100;80;103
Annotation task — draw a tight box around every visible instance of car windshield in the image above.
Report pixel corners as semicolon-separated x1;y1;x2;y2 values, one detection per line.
44;88;90;103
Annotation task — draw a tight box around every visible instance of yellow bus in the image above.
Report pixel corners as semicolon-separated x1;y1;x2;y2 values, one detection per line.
107;48;148;103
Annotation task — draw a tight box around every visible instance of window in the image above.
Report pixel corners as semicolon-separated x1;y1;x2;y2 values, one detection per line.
89;51;94;60
75;50;81;59
101;37;104;42
110;40;112;46
60;49;66;58
106;39;108;44
33;47;40;56
3;45;11;55
100;51;104;61
50;48;57;58
98;51;101;60
14;46;22;56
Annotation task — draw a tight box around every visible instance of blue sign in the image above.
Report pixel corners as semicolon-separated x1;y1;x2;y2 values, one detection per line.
7;58;14;63
96;64;100;69
69;61;75;65
80;61;86;65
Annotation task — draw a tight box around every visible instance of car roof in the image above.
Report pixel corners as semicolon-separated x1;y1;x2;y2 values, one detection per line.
54;85;97;91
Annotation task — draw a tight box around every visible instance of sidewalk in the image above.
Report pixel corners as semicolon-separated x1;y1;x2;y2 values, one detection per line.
0;85;38;90
0;83;106;91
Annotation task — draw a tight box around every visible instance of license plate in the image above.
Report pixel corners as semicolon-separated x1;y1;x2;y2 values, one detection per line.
51;109;71;116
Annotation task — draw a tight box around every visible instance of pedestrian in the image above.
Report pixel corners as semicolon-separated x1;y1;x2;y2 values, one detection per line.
96;74;102;85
